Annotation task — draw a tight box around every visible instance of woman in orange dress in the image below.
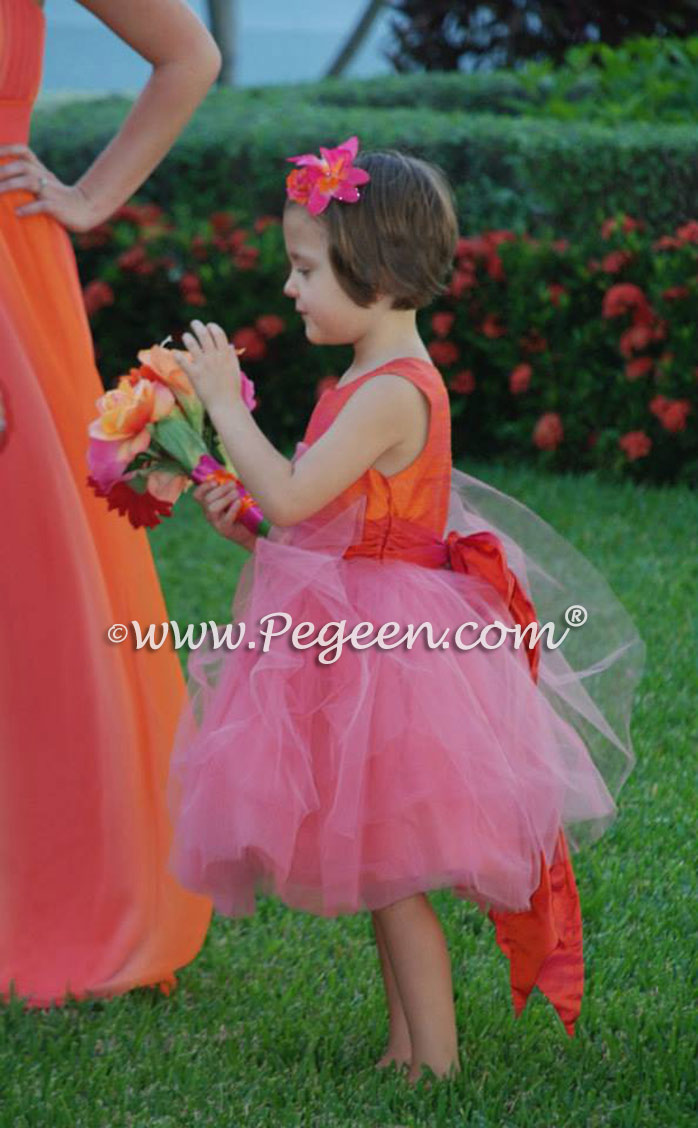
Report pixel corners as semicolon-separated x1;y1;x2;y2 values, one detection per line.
0;0;219;1008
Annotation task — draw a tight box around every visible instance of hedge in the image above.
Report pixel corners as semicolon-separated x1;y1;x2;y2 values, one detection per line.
30;90;698;237
77;202;697;487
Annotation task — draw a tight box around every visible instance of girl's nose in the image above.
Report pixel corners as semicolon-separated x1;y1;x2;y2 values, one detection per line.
283;273;296;299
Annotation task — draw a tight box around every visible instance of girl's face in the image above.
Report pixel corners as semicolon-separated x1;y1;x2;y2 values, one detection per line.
282;204;377;345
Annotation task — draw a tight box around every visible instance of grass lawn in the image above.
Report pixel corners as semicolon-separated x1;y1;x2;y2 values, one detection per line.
3;458;696;1127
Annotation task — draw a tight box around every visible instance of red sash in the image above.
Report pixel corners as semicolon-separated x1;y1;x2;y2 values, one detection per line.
445;529;584;1037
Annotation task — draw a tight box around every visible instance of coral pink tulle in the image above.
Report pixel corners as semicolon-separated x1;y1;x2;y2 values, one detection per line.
166;479;640;920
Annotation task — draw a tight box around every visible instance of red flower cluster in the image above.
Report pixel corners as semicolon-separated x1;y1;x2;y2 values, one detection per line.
533;412;563;451
449;370;475;395
428;339;460;367
618;431;652;461
180;272;205;307
83;280;115;317
649;396;692;433
510;363;532;394
232;326;267;362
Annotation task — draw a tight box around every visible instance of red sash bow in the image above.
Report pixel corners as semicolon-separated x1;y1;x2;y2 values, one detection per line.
444;528;584;1037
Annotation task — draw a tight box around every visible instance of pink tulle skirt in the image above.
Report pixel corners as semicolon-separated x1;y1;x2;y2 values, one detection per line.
166;469;644;919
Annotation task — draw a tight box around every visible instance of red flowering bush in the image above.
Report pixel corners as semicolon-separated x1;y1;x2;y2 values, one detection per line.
427;212;697;484
74;205;697;484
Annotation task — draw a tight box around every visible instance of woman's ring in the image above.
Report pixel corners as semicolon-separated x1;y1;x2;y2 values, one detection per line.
37;175;48;196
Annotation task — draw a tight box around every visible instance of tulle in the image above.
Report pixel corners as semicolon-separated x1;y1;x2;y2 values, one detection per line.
166;468;645;919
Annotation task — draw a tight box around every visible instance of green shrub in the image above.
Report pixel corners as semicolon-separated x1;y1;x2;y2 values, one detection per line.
30;92;698;238
77;203;697;487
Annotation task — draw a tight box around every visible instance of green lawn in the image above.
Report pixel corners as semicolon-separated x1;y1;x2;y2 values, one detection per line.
3;458;696;1127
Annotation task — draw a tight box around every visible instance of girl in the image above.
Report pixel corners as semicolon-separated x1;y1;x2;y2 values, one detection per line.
169;137;645;1086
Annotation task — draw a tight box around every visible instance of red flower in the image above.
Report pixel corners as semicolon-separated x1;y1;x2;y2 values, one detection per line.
662;286;690;301
547;283;567;307
552;239;569;253
233;246;260;271
209;211;237;236
653;235;682;251
650;397;692;433
625;357;654;381
75;221;114;250
117;245;154;275
601;250;633;274
676;220;698;244
533;412;563;451
619;324;653;358
428;339;460;367
315;375;339;400
619;431;651;460
601;215;642;239
431;311;455;338
255;314;286;339
449;369;475;394
485;252;505;282
602;284;649;319
448;267;476;298
83;280;115;317
481;313;506;339
232;326;267;361
87;476;173;528
179;272;206;306
113;203;164;227
254;215;280;234
509;363;532;394
586;430;599;449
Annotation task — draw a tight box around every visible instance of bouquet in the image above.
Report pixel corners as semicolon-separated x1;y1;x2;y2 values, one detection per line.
86;339;270;534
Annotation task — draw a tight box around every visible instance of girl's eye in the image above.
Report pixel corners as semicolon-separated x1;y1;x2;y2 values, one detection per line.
298;268;310;276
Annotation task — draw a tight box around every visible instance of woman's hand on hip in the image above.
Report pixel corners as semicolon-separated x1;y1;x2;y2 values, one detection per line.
0;144;97;230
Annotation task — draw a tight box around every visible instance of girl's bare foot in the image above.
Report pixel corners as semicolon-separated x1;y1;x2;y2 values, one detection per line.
375;1041;412;1070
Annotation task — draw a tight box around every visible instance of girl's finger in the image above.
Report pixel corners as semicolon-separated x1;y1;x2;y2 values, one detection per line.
189;319;214;351
181;330;202;357
207;322;228;350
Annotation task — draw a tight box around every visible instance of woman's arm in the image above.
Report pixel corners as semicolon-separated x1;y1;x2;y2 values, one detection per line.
0;0;221;229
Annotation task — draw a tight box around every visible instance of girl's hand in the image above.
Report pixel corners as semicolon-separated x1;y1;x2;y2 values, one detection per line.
193;481;257;551
0;144;97;231
174;320;241;414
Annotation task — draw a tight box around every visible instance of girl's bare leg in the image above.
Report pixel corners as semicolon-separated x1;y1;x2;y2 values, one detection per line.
373;892;461;1085
371;911;412;1069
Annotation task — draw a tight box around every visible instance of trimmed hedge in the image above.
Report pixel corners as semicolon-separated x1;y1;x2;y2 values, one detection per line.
31;89;698;237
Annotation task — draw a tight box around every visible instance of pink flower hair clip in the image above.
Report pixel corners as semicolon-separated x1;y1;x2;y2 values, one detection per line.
285;135;371;216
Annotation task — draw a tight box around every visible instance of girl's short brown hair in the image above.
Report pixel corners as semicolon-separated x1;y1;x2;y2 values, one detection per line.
284;149;459;311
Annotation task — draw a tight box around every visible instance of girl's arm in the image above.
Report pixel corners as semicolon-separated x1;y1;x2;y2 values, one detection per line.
3;0;221;228
208;375;428;527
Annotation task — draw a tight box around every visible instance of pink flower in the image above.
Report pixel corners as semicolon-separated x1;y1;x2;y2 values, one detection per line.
285;135;371;216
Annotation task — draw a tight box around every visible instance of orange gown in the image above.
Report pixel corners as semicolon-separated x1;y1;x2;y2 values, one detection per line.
0;0;211;1009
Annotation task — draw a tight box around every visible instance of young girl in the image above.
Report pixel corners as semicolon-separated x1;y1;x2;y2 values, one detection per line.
167;137;645;1086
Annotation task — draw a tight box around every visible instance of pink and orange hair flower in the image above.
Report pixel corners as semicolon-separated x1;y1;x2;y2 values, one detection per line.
285;135;371;216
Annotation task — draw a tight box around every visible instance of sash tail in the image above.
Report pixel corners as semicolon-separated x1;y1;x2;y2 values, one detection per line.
444;528;584;1037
